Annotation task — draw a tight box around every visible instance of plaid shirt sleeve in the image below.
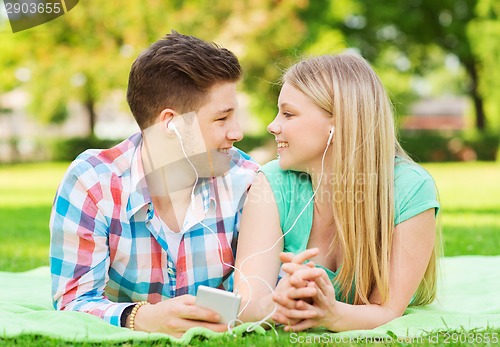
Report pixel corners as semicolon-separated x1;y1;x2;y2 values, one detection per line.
49;157;131;326
49;143;260;326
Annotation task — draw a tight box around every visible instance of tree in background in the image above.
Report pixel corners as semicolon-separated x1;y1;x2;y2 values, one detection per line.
468;0;500;131
227;0;500;132
0;1;235;136
299;0;497;131
216;0;310;126
0;0;310;136
1;0;499;138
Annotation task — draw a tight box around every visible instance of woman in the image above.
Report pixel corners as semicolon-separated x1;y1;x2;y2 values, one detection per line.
234;53;440;332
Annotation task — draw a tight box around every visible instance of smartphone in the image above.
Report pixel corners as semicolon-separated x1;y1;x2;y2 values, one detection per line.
195;285;241;324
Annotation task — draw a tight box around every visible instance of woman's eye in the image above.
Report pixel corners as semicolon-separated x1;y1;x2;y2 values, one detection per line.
283;112;294;118
217;117;228;122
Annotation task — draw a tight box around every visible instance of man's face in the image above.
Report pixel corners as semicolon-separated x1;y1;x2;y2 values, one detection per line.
194;81;243;176
141;81;243;193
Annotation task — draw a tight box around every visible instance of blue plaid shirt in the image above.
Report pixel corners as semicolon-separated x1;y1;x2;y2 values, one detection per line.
49;132;259;326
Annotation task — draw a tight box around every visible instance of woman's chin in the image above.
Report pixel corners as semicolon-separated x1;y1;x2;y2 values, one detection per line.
277;156;286;168
277;156;294;171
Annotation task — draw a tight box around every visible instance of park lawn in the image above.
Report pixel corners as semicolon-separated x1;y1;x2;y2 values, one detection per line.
0;162;68;272
1;161;498;271
0;161;499;346
423;162;500;256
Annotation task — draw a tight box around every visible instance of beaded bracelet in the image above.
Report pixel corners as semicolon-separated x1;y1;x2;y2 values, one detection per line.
129;300;150;331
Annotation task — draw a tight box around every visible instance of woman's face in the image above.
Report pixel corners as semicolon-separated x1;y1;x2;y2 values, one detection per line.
268;82;333;173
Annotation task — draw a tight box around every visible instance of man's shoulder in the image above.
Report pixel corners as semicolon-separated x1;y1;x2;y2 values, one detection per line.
66;134;141;186
229;147;260;174
70;133;141;178
214;148;259;196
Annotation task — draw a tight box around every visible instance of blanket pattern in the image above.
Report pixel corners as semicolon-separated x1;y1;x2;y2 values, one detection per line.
1;256;499;344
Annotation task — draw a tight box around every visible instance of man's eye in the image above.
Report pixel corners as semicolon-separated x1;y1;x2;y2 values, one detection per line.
217;117;228;121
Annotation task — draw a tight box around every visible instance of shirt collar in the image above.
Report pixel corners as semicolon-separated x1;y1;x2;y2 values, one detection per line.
127;133;152;219
198;178;216;214
126;132;219;220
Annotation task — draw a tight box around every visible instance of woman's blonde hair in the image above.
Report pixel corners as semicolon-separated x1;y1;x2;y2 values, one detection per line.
283;53;440;306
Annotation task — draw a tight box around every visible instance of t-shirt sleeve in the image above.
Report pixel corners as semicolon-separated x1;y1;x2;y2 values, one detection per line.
394;162;440;225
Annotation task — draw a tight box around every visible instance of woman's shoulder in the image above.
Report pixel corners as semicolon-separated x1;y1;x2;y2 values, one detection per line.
260;159;282;175
394;157;435;185
259;160;313;211
260;160;311;186
394;157;439;224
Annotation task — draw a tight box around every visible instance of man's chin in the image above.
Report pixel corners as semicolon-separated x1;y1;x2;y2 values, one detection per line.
192;150;231;178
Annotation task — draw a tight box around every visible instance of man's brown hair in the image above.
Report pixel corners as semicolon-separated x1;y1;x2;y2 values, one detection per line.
127;31;242;129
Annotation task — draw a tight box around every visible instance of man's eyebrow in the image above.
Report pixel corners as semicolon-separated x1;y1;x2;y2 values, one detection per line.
217;107;235;114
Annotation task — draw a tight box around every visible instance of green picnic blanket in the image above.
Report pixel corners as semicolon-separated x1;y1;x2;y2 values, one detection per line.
1;256;499;344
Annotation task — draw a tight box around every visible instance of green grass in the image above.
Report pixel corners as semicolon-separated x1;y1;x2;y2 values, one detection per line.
0;162;68;272
0;161;499;346
422;162;500;256
1;327;499;347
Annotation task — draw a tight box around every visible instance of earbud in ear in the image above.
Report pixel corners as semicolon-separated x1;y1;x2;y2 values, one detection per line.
327;126;335;145
167;121;182;140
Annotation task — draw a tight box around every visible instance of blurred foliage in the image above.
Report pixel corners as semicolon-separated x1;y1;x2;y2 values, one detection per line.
399;131;499;162
236;133;272;155
468;0;500;131
0;0;238;134
0;0;499;139
50;136;120;161
297;0;499;131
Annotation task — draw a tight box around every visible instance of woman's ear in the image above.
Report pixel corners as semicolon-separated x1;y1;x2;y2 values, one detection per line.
327;126;335;145
328;118;336;144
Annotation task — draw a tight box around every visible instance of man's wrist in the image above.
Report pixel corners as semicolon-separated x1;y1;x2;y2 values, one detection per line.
120;304;135;328
128;301;151;330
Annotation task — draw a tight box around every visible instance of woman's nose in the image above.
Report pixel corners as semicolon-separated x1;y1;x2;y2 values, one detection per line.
267;117;281;135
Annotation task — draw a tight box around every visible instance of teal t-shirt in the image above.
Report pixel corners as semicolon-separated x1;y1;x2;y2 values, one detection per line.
260;158;440;302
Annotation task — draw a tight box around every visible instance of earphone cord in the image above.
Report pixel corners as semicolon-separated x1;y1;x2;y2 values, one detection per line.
168;124;262;334
176;130;331;335
230;138;331;332
238;138;332;273
175;131;199;204
199;220;278;334
170;136;250;332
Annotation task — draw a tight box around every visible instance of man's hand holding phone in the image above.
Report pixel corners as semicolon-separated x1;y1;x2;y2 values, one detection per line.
130;295;228;338
195;285;241;325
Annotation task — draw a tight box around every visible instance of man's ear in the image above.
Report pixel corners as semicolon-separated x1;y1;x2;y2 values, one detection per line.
156;108;177;134
158;108;176;124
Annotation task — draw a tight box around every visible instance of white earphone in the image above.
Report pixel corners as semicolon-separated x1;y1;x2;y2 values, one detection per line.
327;126;335;145
167;120;182;140
166;118;197;207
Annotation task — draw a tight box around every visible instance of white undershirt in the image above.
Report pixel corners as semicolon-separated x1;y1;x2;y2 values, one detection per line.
160;195;205;263
164;229;183;262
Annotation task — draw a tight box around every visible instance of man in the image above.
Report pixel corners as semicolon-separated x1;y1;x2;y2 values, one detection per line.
49;31;259;337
